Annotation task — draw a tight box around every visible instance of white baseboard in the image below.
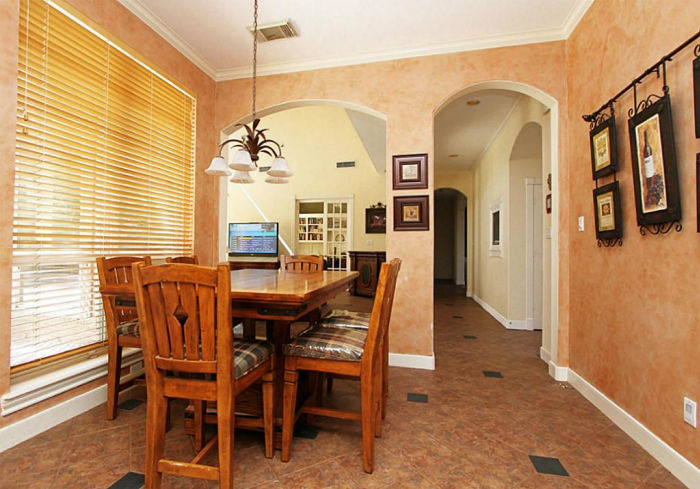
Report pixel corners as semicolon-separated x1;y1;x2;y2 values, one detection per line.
466;291;473;298
0;383;137;453
539;346;551;363
568;369;699;488
472;294;531;330
548;361;569;381
388;353;435;370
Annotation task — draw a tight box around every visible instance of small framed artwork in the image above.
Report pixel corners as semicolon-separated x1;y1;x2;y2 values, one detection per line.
627;95;681;226
545;194;552;214
392;154;428;190
589;116;618;179
393;195;429;231
365;203;386;234
593;181;623;240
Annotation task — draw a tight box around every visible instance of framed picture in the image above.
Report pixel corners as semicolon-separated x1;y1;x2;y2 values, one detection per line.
627;95;681;226
393;195;429;231
593;181;623;240
365;204;386;234
589;116;618;179
694;54;700;138
392;154;428;189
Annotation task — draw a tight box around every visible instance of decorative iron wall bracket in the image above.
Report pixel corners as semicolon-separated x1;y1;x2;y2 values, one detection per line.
639;221;682;236
597;238;623;248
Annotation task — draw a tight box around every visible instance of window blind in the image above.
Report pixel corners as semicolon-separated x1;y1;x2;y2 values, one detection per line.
12;0;196;367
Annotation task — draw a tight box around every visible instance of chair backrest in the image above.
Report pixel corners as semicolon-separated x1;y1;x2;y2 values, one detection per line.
132;262;232;379
166;255;199;265
97;256;152;330
362;258;401;371
280;254;324;272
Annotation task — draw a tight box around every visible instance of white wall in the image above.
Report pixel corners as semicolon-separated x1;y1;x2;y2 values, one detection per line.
472;95;550;322
508;157;541;320
226;106;386;254
453;193;467;285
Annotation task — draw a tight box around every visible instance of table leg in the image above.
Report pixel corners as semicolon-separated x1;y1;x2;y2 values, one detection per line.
272;320;290;422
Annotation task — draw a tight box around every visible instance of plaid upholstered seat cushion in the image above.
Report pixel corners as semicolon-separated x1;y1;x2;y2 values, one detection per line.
116;319;139;337
284;325;367;361
234;340;273;379
319;309;370;330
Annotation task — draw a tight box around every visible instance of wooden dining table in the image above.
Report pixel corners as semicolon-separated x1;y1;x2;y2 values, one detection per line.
229;268;359;425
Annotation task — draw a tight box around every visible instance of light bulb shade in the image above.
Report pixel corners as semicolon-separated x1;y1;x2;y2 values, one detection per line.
204;156;232;176
265;175;289;184
229;150;256;171
267;157;293;177
230;170;255;184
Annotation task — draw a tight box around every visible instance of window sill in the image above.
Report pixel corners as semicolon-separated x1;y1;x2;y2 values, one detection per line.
2;348;143;416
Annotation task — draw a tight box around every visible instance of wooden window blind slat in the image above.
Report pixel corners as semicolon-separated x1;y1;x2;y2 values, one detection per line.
12;0;196;367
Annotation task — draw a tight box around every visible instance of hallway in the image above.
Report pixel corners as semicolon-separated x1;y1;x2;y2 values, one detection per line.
0;288;686;488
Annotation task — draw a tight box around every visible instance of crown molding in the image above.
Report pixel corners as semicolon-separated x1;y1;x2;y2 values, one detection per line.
215;25;571;81
562;0;594;38
117;0;593;83
117;0;217;80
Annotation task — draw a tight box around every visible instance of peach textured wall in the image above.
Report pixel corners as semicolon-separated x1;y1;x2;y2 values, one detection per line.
566;0;700;466
0;0;217;420
214;42;569;358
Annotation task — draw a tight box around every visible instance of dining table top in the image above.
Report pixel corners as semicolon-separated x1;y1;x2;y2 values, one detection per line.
229;268;359;304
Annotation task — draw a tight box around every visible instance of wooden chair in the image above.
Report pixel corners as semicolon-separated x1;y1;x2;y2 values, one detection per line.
280;254;324;272
165;255;199;264
132;262;274;489
97;255;152;420
281;259;401;473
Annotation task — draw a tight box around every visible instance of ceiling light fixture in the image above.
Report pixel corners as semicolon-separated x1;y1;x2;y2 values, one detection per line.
466;100;480;106
448;154;459;158
205;0;292;183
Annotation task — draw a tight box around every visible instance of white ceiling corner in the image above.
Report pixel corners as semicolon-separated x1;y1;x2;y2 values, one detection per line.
117;1;593;82
118;0;217;79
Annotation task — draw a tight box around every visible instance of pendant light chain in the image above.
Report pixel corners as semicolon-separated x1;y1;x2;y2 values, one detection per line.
252;0;258;118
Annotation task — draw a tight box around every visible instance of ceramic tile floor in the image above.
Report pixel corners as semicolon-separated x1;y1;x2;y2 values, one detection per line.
0;283;688;488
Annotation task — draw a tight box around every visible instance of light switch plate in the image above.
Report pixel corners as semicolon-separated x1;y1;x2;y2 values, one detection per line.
578;216;584;231
684;397;697;428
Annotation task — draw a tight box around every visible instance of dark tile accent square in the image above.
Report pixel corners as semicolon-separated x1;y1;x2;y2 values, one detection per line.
407;393;428;403
294;423;320;439
463;335;477;339
529;455;569;476
483;370;503;378
452;315;464;319
118;399;144;411
109;472;145;489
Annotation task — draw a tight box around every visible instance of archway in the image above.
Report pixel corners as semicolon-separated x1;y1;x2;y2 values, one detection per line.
433;80;563;380
216;99;388;264
434;188;468;288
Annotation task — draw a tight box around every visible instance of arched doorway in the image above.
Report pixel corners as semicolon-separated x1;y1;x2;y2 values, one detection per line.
434;188;468;289
433;81;563;380
216;99;388;264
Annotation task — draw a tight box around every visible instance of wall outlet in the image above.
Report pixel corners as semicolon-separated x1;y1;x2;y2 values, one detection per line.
684;397;697;428
577;216;584;231
366;239;373;246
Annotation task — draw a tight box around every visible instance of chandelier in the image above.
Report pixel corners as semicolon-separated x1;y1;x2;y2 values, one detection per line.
205;0;292;184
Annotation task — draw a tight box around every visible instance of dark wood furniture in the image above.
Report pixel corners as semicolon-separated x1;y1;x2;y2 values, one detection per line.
97;255;151;420
229;269;358;426
280;254;324;272
166;255;199;264
229;260;279;271
132;262;274;489
348;251;386;297
281;259;401;473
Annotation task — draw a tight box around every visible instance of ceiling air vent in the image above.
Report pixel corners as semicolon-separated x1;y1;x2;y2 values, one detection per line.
248;20;297;42
336;161;355;168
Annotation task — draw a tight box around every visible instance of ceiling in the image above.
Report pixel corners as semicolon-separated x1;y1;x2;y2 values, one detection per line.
118;0;592;81
434;90;525;172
